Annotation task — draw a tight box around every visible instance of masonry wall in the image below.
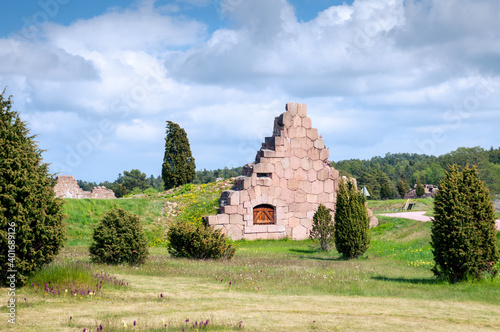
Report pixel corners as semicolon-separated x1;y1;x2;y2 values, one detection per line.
54;175;116;199
205;102;377;240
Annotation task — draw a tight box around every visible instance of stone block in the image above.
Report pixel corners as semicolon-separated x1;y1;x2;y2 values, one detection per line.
217;214;230;224
294;168;307;181
294;148;307;159
272;175;280;187
286;101;298;116
228;191;240;206
294;192;307;203
284;167;294;180
230;214;244;225
307;128;319;140
301;137;313;150
275;163;285;178
267;232;286;240
324;179;334;193
254;186;262;197
314;138;325;149
308;169;317;182
299;180;312;193
307;148;320;160
243;177;252;189
286;226;293;238
275;136;287;146
292;224;308;240
313;160;324;171
311;181;324;194
289;217;300;228
281;189;295;203
226;224;243;240
295;126;307;137
300;218;313;229
262;150;276;158
205;215;218;226
301;158;313;171
302;116;312;129
281;157;290;170
248;188;256;200
243;233;259;241
292;116;301;127
256;178;272;187
267;225;286;233
317;169;329;181
288;178;300;191
291;138;301;149
320;148;329;160
223;205;238;214
238;205;246;215
280;177;288;189
254;162;274;174
243;200;252;209
282;112;292;128
290;156;301;170
298;103;307;117
306;194;318;203
246;225;268;233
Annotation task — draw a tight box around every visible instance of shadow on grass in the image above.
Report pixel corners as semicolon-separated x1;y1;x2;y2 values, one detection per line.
372;276;437;285
288;249;343;261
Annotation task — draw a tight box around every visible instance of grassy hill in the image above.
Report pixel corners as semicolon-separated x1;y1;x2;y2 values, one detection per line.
4;185;500;331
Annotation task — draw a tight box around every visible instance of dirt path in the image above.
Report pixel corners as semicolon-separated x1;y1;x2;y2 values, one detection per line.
378;211;500;230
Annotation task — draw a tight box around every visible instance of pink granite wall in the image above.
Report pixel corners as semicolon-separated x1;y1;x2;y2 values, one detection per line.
54;175;116;199
205;102;377;240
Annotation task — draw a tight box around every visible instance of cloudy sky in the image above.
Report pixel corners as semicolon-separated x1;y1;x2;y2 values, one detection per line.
1;0;499;183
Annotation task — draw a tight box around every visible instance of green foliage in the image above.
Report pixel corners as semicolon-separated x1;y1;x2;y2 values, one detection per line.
431;165;499;282
334;181;370;259
193;167;244;184
397;179;407;197
309;204;335;251
162;121;196;190
333;147;500;196
122;169;148;192
89;207;149;265
415;177;425;197
0;91;66;286
379;173;394;199
167;222;235;259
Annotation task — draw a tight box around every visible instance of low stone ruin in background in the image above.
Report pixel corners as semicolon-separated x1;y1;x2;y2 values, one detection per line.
53;175;116;199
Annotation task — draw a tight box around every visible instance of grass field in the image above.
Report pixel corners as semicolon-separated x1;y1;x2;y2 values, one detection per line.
2;193;500;331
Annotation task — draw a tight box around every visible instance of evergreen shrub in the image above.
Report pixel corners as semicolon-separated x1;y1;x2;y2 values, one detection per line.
89;207;148;265
167;222;235;259
431;164;499;282
309;204;335;251
334;180;370;259
0;91;65;286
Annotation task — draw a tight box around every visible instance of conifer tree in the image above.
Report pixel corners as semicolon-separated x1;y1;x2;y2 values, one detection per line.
397;179;407;197
334;180;370;259
310;204;335;251
416;177;425;197
162;121;196;190
0;91;65;285
431;165;499;282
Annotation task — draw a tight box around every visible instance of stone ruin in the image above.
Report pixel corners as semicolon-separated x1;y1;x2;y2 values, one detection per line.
404;184;439;199
204;102;377;240
53;175;116;199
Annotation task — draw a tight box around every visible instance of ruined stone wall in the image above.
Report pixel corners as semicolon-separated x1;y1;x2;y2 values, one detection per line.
54;175;116;199
205;102;377;240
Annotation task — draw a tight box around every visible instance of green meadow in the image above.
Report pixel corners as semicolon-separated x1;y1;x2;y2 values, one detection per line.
2;184;500;331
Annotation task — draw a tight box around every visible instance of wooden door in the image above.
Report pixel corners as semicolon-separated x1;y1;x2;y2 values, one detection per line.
253;205;275;225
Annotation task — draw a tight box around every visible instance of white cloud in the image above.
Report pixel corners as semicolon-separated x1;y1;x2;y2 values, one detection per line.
1;0;500;182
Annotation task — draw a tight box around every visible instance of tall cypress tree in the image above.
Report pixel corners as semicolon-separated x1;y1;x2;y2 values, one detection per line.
162;121;196;190
431;164;499;282
0;91;65;285
334;180;370;259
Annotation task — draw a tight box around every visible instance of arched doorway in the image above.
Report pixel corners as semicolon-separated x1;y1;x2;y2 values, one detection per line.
253;204;275;225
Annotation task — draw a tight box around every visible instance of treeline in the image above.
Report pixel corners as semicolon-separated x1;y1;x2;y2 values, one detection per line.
77;167;244;197
332;146;500;199
77;146;500;200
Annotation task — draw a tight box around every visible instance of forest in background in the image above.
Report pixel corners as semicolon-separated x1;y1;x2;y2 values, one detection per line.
76;146;500;199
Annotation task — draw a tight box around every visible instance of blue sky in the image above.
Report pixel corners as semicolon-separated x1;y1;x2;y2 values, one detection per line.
1;0;499;183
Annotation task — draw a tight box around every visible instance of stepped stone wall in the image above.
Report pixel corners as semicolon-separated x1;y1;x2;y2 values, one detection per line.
204;102;377;240
54;175;116;199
